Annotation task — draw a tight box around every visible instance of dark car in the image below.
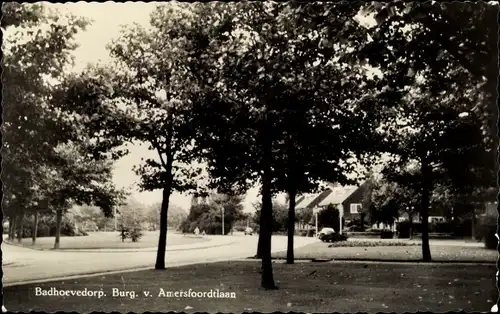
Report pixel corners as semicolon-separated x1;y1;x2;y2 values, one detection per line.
320;232;348;242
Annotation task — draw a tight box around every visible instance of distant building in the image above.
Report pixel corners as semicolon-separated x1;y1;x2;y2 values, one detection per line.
296;181;370;225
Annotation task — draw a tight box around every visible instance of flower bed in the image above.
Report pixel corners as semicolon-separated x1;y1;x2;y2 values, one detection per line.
328;240;421;247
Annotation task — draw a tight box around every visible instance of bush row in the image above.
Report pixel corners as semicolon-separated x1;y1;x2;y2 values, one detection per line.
395;219;485;238
14;215;87;238
328;240;421;248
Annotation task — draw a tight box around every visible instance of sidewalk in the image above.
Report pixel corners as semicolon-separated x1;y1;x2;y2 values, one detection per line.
2;235;236;253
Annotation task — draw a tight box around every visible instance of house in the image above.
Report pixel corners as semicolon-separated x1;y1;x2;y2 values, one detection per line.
295;181;370;230
316;182;370;222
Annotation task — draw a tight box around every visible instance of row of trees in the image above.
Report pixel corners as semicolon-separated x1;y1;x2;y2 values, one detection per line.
4;2;497;289
2;3;126;249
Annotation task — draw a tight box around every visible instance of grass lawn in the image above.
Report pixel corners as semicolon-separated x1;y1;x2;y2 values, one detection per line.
5;231;209;250
272;242;498;262
3;261;496;313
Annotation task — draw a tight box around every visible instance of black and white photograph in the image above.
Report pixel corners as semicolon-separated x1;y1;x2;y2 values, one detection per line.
1;1;498;313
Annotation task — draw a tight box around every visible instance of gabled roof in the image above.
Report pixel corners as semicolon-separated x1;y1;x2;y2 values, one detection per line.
296;181;365;209
296;193;320;209
318;185;359;207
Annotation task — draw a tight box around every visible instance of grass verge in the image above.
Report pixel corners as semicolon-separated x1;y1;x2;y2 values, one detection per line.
3;261;496;313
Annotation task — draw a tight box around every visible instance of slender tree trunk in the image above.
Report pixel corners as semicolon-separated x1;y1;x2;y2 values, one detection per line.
471;208;476;240
11;214;17;240
32;211;39;245
155;179;172;270
8;214;15;240
261;161;277;289
17;210;25;243
54;209;62;249
420;163;432;261
286;189;297;264
408;213;413;240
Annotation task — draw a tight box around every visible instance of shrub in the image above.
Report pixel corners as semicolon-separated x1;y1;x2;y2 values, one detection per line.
396;221;421;238
380;230;394;239
118;225;129;242
321;232;348;242
129;228;143;242
429;221;454;234
233;226;246;232
484;225;497;250
117;224;143;242
328;240;421;248
299;229;315;237
452;218;472;237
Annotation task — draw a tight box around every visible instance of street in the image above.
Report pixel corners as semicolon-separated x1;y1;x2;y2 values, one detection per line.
2;233;316;286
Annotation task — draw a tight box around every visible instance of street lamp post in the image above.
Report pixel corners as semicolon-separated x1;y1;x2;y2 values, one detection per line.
338;205;344;235
114;207;117;231
221;206;225;235
313;207;319;237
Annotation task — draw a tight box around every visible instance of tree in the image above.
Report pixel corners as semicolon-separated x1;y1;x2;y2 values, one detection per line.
303;1;497;261
296;207;313;230
369;179;408;228
358;2;498;151
2;3;124;250
61;4;211;269
145;203;187;231
45;142;126;249
189;2;388;284
182;194;244;235
252;201;289;233
117;199;147;229
1;2;90;242
317;205;340;231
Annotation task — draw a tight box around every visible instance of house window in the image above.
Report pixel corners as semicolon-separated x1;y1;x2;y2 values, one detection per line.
350;203;362;214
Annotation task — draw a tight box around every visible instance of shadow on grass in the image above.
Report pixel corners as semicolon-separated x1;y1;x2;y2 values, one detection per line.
3;260;496;313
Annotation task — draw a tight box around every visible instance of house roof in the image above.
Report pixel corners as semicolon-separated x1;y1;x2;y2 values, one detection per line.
296;182;365;209
296;194;320;209
318;185;359;207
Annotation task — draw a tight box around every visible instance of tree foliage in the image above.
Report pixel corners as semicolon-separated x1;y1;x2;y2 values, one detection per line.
2;3;124;241
181;194;245;235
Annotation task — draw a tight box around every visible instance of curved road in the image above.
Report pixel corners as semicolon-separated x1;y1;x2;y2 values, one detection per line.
2;233;316;287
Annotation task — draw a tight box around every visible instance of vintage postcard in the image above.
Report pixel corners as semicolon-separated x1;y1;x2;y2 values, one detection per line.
2;1;498;313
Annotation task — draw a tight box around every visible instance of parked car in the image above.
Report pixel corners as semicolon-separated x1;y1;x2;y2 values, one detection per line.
317;227;335;238
320;232;348;242
244;227;254;235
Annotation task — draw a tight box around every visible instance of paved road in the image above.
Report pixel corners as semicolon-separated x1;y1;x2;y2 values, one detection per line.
2;234;316;286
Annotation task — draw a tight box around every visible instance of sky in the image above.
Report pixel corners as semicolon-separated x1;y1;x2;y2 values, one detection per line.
40;2;378;212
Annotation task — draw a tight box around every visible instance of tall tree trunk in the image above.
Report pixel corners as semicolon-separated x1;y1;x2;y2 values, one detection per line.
17;210;25;243
32;211;39;245
286;189;297;264
408;213;413;240
54;209;62;249
155;177;172;270
256;207;265;258
360;212;365;231
260;160;277;289
8;214;15;240
471;208;476;240
420;163;432;261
